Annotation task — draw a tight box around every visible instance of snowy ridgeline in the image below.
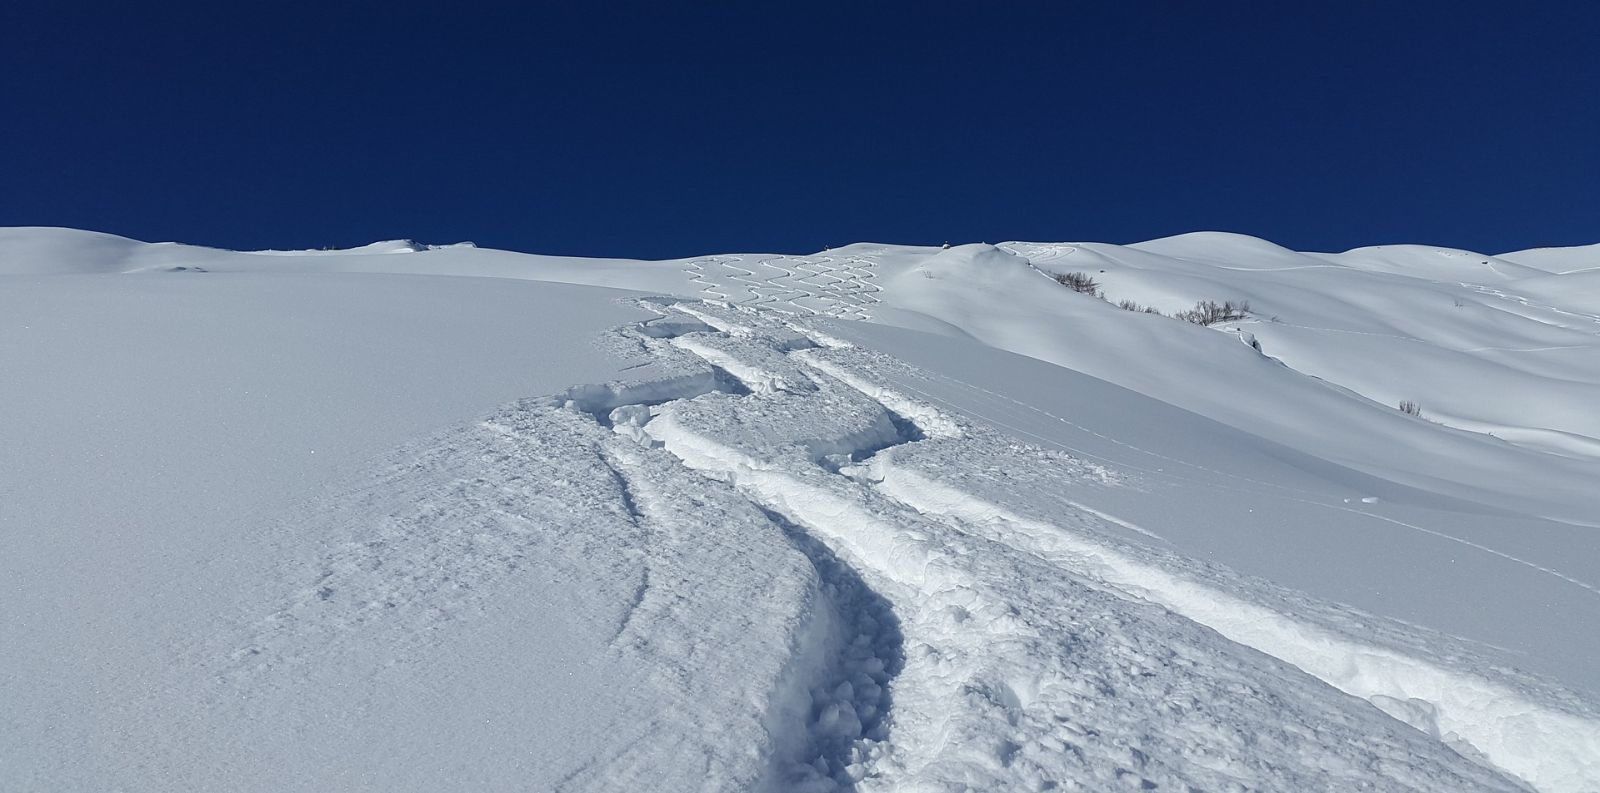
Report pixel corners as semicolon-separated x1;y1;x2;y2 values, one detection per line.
2;227;1599;792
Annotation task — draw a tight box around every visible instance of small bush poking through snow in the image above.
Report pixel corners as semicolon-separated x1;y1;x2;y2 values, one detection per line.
1054;271;1101;296
1059;277;1248;326
1175;300;1250;326
1398;400;1423;417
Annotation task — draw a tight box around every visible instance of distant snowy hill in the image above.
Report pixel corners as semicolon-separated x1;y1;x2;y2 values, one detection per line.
3;227;1597;792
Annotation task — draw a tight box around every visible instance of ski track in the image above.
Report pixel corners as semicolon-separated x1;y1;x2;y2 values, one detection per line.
219;288;1598;792
552;298;1591;791
1460;282;1600;334
849;359;1600;596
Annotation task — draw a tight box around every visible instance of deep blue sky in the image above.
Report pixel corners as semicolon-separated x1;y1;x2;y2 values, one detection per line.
2;2;1596;258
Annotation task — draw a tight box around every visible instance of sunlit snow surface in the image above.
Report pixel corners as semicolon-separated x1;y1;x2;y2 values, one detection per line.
3;227;1599;792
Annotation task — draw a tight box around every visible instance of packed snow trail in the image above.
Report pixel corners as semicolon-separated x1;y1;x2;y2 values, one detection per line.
525;297;1590;792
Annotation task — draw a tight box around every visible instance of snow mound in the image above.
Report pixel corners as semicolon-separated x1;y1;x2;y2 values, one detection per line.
246;239;428;255
1498;242;1600;274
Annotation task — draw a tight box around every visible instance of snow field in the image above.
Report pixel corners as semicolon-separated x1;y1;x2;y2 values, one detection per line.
879;242;1600;527
0;271;678;791
8;228;1600;792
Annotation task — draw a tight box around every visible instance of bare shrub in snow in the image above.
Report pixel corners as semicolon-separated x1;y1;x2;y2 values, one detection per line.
1398;400;1423;417
1176;299;1250;325
1117;299;1162;315
1054;271;1100;296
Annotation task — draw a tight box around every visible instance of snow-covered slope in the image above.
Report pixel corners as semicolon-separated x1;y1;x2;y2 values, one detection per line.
3;227;1598;792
